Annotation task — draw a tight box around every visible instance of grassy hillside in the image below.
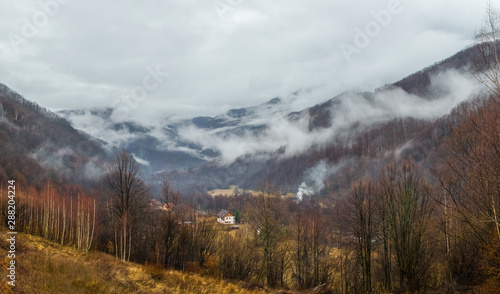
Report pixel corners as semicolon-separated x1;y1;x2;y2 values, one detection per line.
0;230;280;294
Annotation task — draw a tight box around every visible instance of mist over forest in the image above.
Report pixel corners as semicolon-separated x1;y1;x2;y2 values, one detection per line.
2;1;500;294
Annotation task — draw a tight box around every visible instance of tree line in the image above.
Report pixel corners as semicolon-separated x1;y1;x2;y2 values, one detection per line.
2;61;500;294
4;127;499;293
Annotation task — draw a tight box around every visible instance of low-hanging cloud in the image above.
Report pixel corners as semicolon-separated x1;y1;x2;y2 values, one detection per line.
177;69;479;164
30;142;106;182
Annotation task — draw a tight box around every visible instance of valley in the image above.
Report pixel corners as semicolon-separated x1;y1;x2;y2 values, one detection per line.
1;2;499;292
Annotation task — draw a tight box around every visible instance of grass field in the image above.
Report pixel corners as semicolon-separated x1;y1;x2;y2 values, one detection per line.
207;186;259;197
0;230;282;294
207;186;295;199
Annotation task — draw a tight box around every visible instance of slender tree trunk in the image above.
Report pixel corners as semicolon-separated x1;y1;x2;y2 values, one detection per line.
86;199;95;254
61;198;66;245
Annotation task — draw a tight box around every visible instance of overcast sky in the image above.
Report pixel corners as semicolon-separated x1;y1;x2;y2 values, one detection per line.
0;0;489;122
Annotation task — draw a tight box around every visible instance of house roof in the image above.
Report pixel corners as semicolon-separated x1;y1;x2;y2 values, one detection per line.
217;209;230;218
163;203;175;209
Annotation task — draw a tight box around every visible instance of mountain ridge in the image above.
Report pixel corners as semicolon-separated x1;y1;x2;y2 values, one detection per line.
0;83;109;187
40;45;484;194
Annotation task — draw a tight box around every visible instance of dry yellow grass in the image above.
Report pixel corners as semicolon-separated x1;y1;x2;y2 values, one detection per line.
207;185;261;197
207;189;294;199
0;230;279;294
208;189;237;197
208;190;260;197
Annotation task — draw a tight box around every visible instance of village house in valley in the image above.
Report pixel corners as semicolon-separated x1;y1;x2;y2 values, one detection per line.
217;209;235;225
148;199;175;212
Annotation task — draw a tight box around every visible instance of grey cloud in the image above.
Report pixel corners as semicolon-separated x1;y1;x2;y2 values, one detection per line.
0;0;488;123
178;70;479;164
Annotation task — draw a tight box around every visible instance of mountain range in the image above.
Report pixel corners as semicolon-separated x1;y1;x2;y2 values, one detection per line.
0;45;482;197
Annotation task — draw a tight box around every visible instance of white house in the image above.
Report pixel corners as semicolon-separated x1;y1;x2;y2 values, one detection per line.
217;209;235;225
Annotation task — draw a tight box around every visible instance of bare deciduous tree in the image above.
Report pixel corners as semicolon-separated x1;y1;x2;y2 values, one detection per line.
379;162;434;292
293;205;330;290
250;181;288;288
344;180;378;293
102;152;149;262
472;3;500;99
193;216;220;268
161;180;181;268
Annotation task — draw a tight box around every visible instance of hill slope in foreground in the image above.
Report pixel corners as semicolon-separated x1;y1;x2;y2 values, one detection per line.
0;230;279;294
